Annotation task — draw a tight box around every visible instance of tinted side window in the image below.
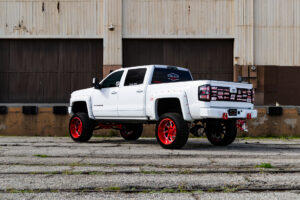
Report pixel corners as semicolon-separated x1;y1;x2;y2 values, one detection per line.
101;71;124;88
124;68;147;86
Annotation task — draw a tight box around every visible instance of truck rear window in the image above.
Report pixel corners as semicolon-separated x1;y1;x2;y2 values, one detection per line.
151;68;192;84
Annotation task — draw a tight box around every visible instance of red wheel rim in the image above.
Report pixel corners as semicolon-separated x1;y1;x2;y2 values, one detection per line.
157;118;177;145
70;117;82;139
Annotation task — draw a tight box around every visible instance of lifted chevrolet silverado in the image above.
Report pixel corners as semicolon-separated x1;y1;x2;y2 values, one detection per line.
68;65;257;149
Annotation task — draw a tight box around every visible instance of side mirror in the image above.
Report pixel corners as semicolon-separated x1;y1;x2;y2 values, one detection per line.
92;77;100;89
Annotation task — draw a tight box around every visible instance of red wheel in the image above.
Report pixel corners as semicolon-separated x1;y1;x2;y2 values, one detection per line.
69;113;94;142
155;113;189;149
157;118;177;145
70;117;82;139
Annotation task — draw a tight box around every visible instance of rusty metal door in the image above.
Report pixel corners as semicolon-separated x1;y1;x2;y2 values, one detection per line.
0;39;103;103
123;39;233;81
264;66;300;105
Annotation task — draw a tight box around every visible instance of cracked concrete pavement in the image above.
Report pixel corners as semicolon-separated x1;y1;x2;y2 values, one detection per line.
0;136;300;199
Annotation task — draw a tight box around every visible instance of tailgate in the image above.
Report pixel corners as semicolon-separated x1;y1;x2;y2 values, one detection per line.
209;81;254;108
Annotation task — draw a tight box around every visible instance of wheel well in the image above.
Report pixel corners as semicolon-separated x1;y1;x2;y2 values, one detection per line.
72;101;88;114
156;98;182;117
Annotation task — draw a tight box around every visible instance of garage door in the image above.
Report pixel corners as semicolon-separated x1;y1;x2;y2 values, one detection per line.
264;66;300;105
123;39;233;81
0;39;102;103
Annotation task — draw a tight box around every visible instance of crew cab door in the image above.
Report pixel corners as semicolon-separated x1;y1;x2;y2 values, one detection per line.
92;70;124;117
118;68;147;117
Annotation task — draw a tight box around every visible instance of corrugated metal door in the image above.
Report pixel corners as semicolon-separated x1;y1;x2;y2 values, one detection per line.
264;66;300;105
0;39;103;103
123;39;233;81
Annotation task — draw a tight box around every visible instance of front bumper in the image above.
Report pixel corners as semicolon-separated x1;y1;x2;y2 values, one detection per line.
199;108;257;119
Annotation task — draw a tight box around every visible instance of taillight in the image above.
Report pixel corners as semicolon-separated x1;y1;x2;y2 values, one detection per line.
199;85;211;101
223;113;228;120
252;89;255;104
247;113;252;120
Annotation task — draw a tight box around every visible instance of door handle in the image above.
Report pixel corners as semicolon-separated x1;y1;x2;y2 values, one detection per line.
111;91;117;94
136;89;143;93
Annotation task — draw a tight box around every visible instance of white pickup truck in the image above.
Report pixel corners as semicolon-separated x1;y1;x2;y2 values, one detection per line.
69;65;257;149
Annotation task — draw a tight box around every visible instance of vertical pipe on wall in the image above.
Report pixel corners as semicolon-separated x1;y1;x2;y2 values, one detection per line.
103;0;122;77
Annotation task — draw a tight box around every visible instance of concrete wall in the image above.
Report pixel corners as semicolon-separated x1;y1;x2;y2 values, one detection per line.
1;107;299;137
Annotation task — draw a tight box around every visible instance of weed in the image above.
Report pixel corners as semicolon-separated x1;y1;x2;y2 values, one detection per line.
255;163;273;168
33;154;49;158
207;188;216;193
104;186;121;191
160;188;177;193
222;186;238;193
178;184;188;193
140;169;161;174
6;189;35;193
88;171;105;175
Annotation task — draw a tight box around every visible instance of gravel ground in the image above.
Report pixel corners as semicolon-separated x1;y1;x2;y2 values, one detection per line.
0;136;300;199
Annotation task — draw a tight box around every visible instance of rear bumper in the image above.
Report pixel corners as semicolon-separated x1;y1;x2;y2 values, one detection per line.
198;108;257;119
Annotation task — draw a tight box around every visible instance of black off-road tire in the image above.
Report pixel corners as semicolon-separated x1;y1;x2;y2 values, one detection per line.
69;112;94;142
155;113;189;149
206;119;237;146
120;124;143;140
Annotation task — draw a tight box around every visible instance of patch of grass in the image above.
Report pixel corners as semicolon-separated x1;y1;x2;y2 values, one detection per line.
69;162;84;167
88;171;105;175
222;186;238;193
31;171;107;175
160;188;177;193
68;162;95;167
178;184;188;193
6;188;35;193
62;170;86;175
140;169;161;174
255;163;273;168
207;188;216;193
103;186;121;192
33;154;49;158
165;165;174;169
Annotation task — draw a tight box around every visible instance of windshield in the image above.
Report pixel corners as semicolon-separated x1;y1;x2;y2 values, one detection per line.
151;67;192;84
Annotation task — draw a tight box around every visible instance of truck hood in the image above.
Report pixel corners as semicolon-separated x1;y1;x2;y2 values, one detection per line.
71;88;94;98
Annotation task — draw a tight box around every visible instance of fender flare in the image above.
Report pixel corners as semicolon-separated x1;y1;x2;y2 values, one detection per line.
70;96;95;119
149;92;192;121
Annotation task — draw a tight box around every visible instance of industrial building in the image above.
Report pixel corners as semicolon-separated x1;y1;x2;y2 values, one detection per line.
0;0;300;106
